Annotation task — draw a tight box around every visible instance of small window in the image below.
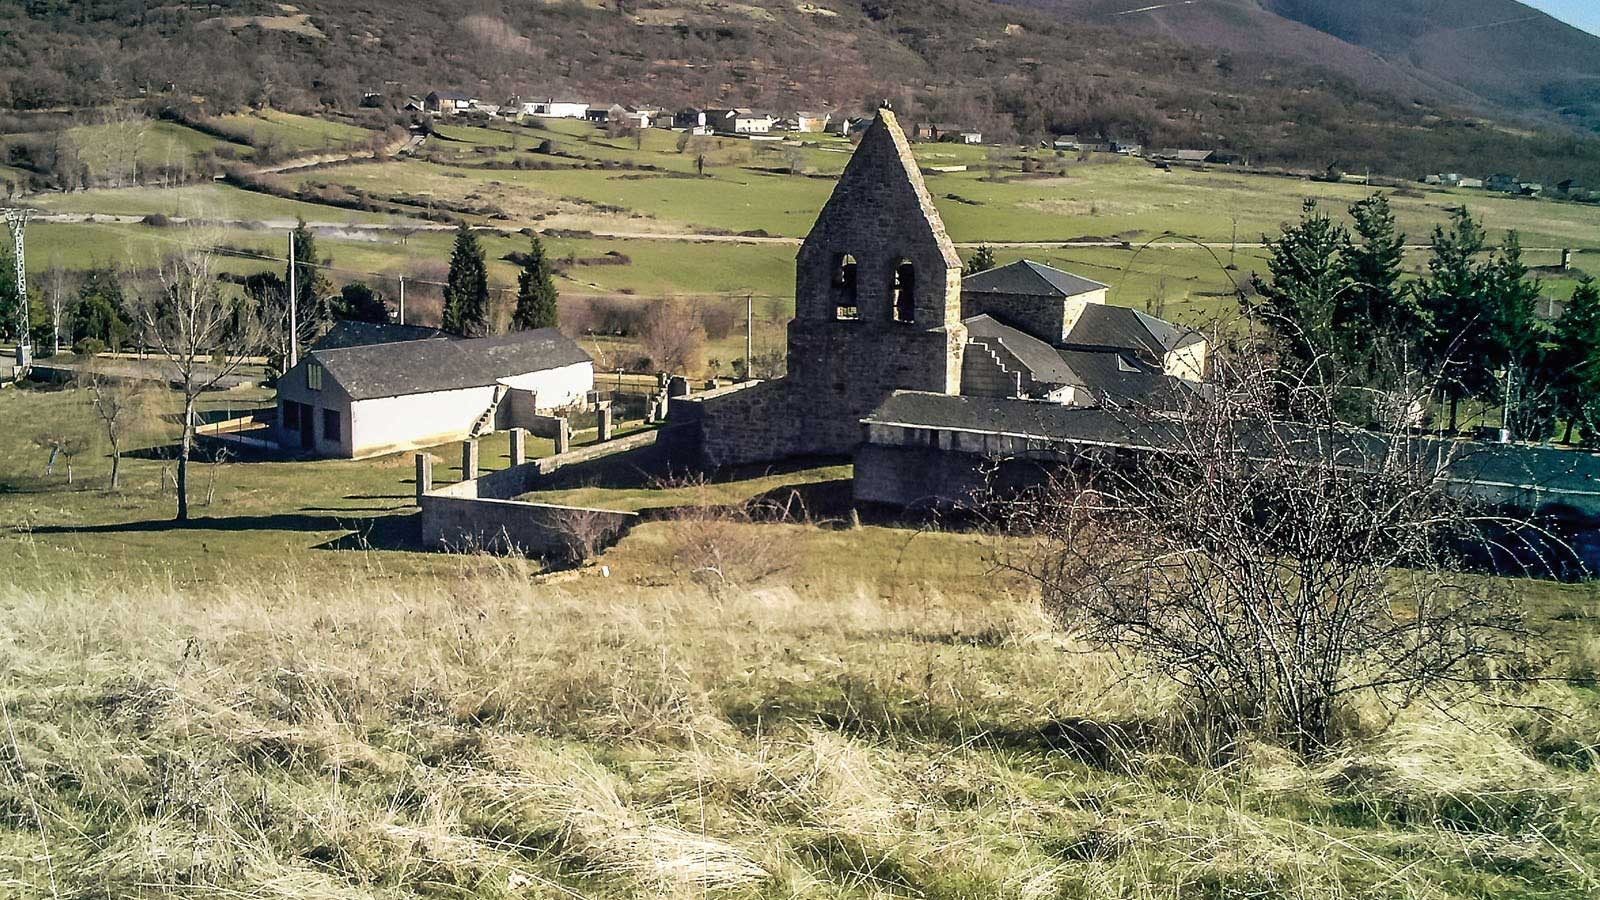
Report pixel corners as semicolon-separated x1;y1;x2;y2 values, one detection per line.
322;408;341;442
891;260;915;323
307;362;323;391
833;253;860;321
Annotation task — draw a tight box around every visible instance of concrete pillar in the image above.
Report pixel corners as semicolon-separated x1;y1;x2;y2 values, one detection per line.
414;453;432;504
597;404;614;442
554;418;571;455
461;439;479;481
509;427;526;466
1562;248;1573;271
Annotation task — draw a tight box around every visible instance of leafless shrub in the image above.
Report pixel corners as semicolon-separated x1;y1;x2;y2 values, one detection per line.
1001;340;1535;755
658;475;800;594
549;506;628;565
81;369;156;491
640;297;707;376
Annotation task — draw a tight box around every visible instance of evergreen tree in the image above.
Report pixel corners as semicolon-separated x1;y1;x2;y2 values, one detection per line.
286;219;332;341
1553;278;1600;445
966;244;998;275
1416;207;1492;432
336;281;389;323
0;247;20;343
511;234;559;331
442;223;491;337
1486;234;1553;441
1343;194;1417;376
71;267;128;350
1251;199;1349;383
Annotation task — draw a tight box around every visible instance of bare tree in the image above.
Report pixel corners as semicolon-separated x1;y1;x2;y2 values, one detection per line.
41;263;68;355
82;369;151;491
640;297;707;376
123;239;263;521
1002;340;1532;755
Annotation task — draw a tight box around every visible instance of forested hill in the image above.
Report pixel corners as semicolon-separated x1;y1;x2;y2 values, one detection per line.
4;0;1600;182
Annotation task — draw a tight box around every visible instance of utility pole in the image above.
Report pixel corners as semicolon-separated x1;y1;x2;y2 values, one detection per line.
288;231;299;369
4;208;33;370
1229;217;1238;270
398;275;406;324
745;292;754;381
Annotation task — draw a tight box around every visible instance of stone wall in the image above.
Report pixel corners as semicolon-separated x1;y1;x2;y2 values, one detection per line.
961;290;1067;342
419;478;636;557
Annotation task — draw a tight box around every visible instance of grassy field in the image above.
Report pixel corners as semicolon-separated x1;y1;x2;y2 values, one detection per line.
1;381;1598;899
209;109;376;155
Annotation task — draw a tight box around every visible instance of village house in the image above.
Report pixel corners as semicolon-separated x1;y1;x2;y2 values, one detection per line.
606;104;659;129
521;99;589;119
424;91;480;116
792;111;831;133
913;122;980;143
673;108;711;134
705;108;775;135
1486;173;1522;193
276;329;593;459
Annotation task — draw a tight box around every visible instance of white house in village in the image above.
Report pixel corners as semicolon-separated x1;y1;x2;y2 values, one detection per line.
276;329;594;459
525;99;590;119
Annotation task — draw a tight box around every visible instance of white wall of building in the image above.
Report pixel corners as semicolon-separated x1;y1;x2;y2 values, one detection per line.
533;101;589;119
348;384;498;458
498;360;594;409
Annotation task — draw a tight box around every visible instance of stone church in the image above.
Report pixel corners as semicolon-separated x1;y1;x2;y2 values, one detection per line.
669;107;1207;504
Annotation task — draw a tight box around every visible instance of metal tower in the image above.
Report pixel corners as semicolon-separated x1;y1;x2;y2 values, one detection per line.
3;208;32;368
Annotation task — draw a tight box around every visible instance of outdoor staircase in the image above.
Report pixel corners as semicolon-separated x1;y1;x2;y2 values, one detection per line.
469;384;509;438
963;337;1026;399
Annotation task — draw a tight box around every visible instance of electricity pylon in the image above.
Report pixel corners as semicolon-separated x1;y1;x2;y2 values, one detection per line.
3;208;32;369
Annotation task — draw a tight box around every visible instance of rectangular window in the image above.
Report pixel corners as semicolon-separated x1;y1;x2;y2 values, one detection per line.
322;408;341;442
283;401;300;431
307;363;323;391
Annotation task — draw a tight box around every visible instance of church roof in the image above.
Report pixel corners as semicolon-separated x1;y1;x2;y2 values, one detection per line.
963;260;1107;298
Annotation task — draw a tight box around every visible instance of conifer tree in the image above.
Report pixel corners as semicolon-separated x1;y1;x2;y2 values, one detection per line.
966;244;998;275
286;219;332;343
442;223;490;337
1487;233;1552;441
1343;194;1416;374
1251;199;1349;384
1553;278;1600;445
511;234;559;331
1416;207;1492;432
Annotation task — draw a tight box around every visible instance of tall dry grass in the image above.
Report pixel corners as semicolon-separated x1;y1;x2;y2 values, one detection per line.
0;540;1594;898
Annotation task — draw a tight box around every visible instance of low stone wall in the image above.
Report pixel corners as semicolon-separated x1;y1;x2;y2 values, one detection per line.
420;478;636;557
416;430;660;558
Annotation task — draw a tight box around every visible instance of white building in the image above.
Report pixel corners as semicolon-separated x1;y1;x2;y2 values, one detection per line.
526;99;590;119
276;329;594;459
705;108;776;135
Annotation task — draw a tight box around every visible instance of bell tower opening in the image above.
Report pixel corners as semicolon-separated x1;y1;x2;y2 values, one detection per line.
891;260;916;323
833;253;860;320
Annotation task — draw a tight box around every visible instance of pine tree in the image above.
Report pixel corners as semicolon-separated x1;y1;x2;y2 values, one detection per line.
1416;207;1492;432
0;246;20;343
1250;199;1349;383
286;219;332;344
1343;194;1417;377
966;244;998;275
511;234;559;331
336;281;389;323
1553;278;1600;445
1487;233;1553;441
442;223;490;337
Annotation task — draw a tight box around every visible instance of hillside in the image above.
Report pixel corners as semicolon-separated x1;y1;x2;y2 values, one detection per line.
1017;0;1600;132
4;0;1600;181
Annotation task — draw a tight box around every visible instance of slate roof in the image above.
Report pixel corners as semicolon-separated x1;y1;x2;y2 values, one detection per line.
964;315;1082;388
864;392;1600;500
310;329;591;401
310;320;454;352
1066;304;1202;357
963;260;1108;298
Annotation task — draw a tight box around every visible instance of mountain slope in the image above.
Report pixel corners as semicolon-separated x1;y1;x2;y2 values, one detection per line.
1014;0;1600;131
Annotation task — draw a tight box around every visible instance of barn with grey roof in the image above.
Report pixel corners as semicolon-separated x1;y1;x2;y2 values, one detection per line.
276;328;593;458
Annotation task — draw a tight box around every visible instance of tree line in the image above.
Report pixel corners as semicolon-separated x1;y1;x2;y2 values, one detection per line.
1252;196;1600;445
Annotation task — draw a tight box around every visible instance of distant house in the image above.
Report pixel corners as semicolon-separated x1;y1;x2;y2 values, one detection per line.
793;111;831;133
1558;178;1584;196
705;108;775;135
673;108;710;133
522;99;589;119
1111;141;1142;156
606;104;658;129
360;91;385;109
402;96;426;113
425;91;479;116
1519;182;1544;197
913;122;978;143
585;106;610;124
1486;173;1521;193
1458;177;1485;189
276;330;594;459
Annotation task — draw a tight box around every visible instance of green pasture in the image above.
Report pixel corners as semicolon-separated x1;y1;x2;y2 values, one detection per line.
208;108;375;154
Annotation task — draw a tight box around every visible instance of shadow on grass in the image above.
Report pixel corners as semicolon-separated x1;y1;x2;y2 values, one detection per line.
22;510;425;552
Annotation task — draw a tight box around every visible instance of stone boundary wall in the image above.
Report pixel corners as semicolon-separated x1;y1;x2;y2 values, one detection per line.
417;430;659;557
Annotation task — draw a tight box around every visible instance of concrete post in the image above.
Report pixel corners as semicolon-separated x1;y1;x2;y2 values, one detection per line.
597;404;614;442
461;439;479;481
509;427;526;466
1562;248;1573;272
554;418;571;455
415;452;432;504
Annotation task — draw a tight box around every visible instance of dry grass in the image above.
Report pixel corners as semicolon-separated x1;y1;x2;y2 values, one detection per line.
0;538;1595;897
